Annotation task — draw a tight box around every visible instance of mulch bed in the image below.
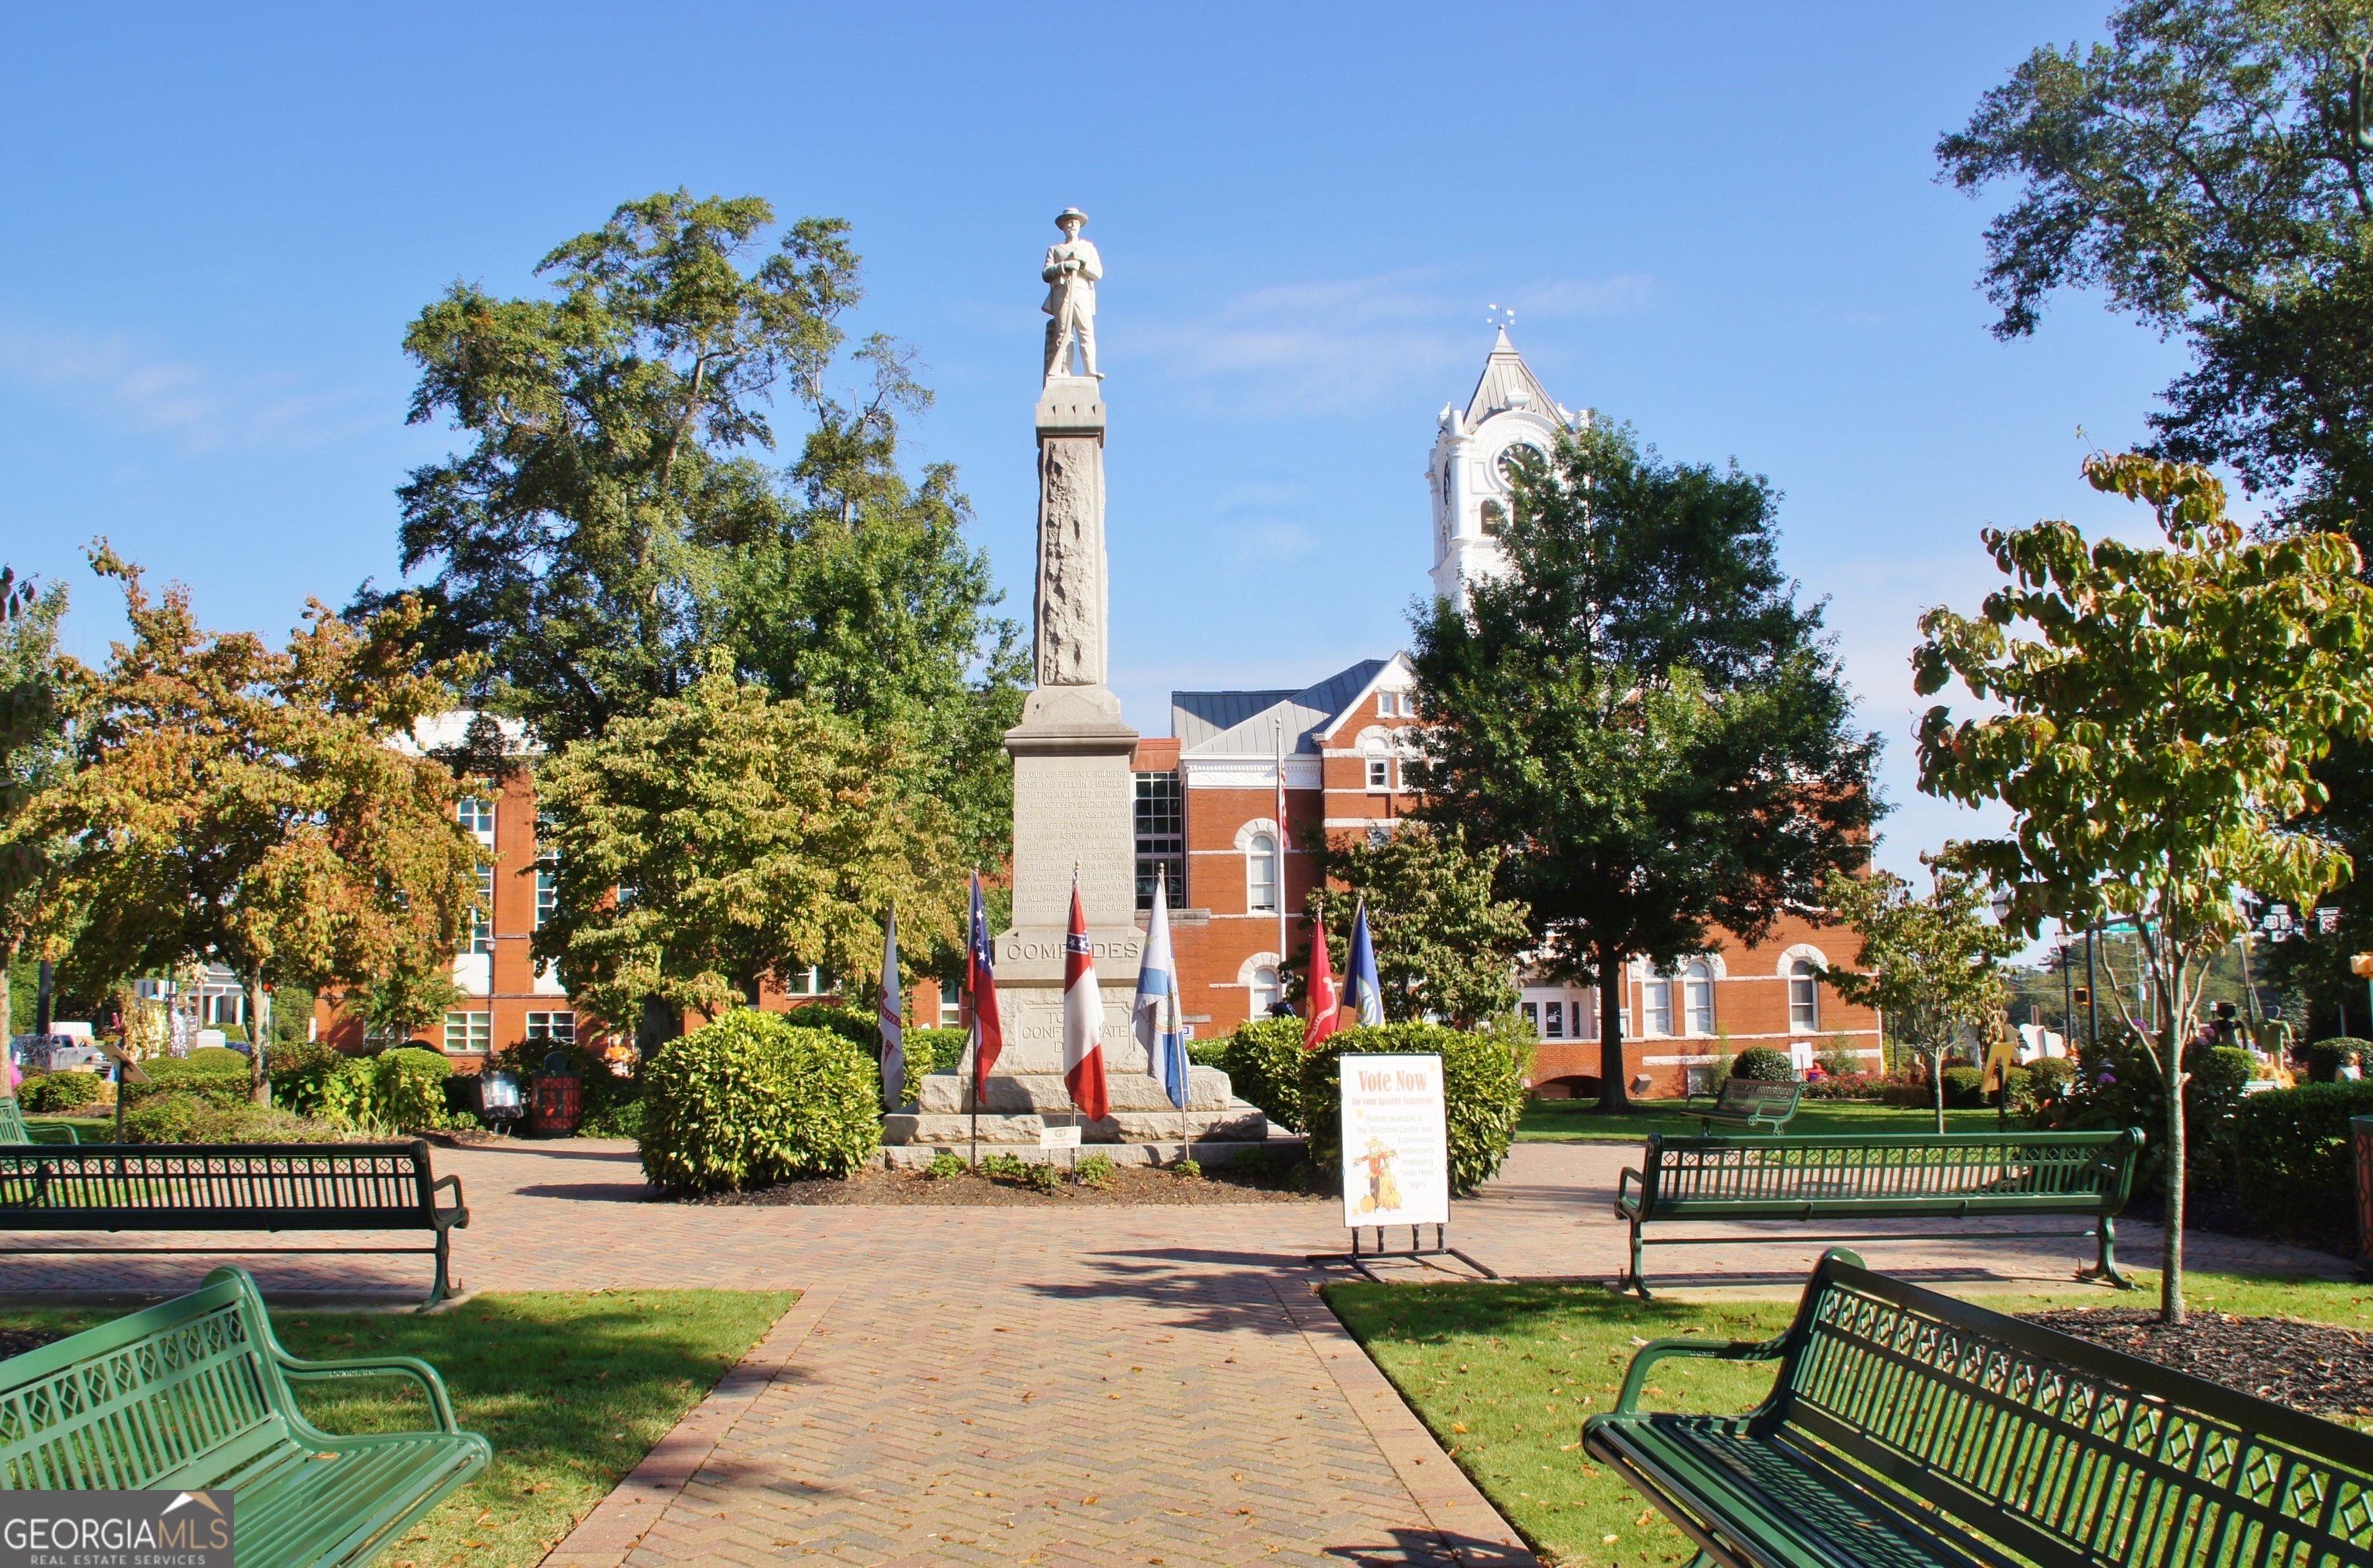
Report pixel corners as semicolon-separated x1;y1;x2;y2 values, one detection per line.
0;1329;62;1358
2025;1308;2373;1417
687;1162;1321;1207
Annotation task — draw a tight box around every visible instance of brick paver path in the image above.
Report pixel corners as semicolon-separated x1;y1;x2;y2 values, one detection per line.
0;1139;2347;1567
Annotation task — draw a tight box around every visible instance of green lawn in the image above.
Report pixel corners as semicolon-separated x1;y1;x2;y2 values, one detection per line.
1517;1097;2010;1142
1327;1271;2373;1567
0;1290;790;1568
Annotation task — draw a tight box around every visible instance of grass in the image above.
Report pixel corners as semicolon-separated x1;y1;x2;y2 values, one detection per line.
1326;1270;2373;1567
1517;1097;2009;1142
0;1289;790;1568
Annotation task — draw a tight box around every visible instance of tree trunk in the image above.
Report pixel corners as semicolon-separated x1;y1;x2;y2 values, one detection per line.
2162;1026;2187;1325
1930;1044;1946;1135
247;967;271;1105
1598;942;1629;1114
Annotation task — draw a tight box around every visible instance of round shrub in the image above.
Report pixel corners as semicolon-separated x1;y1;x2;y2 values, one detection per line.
2028;1056;2076;1098
1223;1016;1309;1132
1300;1023;1526;1194
2232;1080;2373;1245
1730;1046;1794;1084
17;1071;104;1114
640;1010;881;1192
1940;1065;1988;1108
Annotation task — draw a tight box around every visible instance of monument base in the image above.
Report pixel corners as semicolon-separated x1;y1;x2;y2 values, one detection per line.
880;1067;1276;1166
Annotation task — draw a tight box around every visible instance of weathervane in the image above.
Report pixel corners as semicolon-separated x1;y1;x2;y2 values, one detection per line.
1485;302;1517;333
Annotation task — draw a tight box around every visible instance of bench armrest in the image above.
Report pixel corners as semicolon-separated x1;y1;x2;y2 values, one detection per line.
274;1350;464;1434
1614;1335;1790;1414
1616;1166;1645;1213
431;1173;469;1230
24;1125;79;1145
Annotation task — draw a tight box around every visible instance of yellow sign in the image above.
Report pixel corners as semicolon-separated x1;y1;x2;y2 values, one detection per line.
1979;1032;2019;1095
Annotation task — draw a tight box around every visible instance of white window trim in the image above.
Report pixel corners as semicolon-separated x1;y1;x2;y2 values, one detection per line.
1246;830;1282;915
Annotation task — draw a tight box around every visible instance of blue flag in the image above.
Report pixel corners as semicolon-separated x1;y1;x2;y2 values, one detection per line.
1134;868;1189;1109
1344;898;1385;1027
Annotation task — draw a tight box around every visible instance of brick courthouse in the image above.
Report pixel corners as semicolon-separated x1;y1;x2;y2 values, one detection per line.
1132;333;1882;1097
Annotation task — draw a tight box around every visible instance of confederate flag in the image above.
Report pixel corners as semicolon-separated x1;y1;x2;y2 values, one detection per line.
1062;875;1110;1121
966;873;1003;1081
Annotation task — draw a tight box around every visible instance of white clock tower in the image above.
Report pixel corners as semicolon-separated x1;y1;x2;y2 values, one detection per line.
1426;328;1584;603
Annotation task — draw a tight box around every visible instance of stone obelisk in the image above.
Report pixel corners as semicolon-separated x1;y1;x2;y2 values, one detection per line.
995;205;1146;1074
885;211;1268;1160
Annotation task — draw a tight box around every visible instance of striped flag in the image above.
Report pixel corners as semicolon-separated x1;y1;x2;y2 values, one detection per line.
1303;918;1341;1050
966;874;1003;1081
1063;874;1110;1121
1136;867;1188;1109
1344;898;1385;1027
878;907;905;1109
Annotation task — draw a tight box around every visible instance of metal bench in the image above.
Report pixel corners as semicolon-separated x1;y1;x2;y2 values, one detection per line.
1691;1078;1801;1133
0;1096;79;1145
1614;1128;2140;1297
0;1264;490;1568
0;1139;468;1306
1587;1247;2373;1568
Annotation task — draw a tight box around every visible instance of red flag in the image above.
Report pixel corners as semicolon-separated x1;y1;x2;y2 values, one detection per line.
1061;877;1109;1121
1304;922;1341;1050
966;873;1003;1080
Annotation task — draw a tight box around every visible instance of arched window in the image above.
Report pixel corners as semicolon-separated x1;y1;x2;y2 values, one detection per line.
1248;833;1279;913
1789;959;1820;1032
1682;961;1714;1036
1479;498;1507;537
1250;966;1283;1016
1643;972;1673;1036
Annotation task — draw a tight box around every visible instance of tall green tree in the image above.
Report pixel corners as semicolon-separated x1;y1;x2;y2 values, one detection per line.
1818;862;2018;1134
379;192;1024;880
1411;422;1881;1112
44;553;482;1101
1937;0;2373;538
1300;823;1531;1027
0;567;73;1061
531;658;965;1044
1915;453;2373;1322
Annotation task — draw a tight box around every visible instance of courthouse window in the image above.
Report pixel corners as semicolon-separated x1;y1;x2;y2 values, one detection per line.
1134;771;1183;911
443;1011;491;1054
1543;1000;1563;1038
1250;966;1282;1015
1789;960;1820;1032
1644;974;1673;1036
525;1011;575;1047
1683;961;1715;1036
1366;758;1390;790
457;798;494;844
1248;833;1279;914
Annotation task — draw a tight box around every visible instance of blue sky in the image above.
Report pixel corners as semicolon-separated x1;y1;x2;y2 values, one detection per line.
0;2;2188;881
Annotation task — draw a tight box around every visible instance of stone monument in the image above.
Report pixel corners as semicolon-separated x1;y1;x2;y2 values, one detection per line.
884;210;1268;1165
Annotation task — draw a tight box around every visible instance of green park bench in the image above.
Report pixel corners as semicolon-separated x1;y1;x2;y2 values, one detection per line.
1614;1127;2141;1297
1690;1078;1801;1134
1587;1247;2373;1568
0;1264;490;1568
0;1140;468;1307
0;1096;80;1145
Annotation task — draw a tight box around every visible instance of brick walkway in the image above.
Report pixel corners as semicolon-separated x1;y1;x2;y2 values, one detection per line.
0;1140;2348;1567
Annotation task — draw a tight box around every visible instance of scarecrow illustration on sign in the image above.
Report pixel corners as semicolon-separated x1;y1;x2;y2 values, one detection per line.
1353;1136;1404;1215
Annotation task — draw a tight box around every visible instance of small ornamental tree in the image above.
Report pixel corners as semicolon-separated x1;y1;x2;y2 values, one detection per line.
1818;862;2018;1133
531;657;963;1042
43;553;482;1102
1302;823;1530;1026
1914;453;2373;1322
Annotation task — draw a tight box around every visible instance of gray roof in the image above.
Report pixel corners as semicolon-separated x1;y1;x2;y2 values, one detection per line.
1464;328;1562;427
1174;658;1390;757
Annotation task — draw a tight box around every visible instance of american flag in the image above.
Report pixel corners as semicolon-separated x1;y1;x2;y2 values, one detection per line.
968;874;1004;1080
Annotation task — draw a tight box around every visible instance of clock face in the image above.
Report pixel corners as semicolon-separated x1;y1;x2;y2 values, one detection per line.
1495;443;1545;486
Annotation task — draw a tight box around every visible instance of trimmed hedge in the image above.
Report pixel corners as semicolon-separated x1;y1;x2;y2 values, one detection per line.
18;1071;104;1113
2305;1037;2365;1083
2232;1080;2373;1245
122;1094;345;1145
273;1046;455;1131
1300;1023;1526;1194
640;1010;881;1192
1222;1016;1308;1132
893;1027;969;1109
1730;1046;1794;1084
124;1055;254;1110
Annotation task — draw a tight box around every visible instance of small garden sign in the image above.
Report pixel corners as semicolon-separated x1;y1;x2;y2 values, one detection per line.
1338;1053;1449;1230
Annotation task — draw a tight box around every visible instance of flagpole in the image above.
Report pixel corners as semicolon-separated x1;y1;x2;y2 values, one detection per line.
1273;717;1288;1001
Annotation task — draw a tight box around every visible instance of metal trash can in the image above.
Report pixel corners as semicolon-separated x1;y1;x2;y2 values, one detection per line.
531;1050;582;1137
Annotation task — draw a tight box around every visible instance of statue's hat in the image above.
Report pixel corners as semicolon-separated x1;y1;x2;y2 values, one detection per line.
1054;206;1089;229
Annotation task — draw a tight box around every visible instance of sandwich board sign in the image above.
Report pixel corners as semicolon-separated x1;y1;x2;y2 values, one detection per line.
1338;1054;1449;1229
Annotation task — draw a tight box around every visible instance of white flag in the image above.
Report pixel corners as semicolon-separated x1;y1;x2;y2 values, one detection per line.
878;908;906;1110
1135;869;1187;1109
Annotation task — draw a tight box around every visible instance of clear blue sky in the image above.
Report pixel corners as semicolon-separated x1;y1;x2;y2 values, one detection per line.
0;2;2186;881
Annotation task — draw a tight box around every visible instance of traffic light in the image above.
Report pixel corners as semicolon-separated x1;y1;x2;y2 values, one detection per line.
2072;987;2090;1006
2354;954;2373;979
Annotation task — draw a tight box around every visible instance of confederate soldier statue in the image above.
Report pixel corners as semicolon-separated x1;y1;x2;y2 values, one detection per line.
1042;207;1102;382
